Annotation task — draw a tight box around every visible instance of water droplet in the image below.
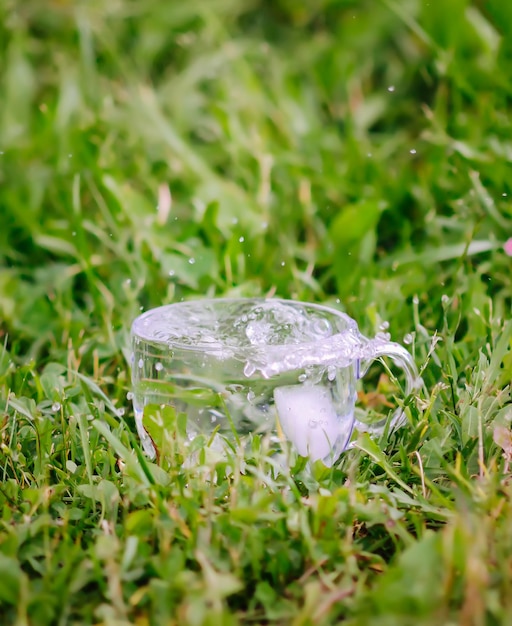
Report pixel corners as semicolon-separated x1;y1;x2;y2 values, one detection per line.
188;257;195;265
138;358;144;368
281;261;285;267
117;408;125;416
52;402;61;413
211;415;217;423
155;362;163;371
379;321;390;331
169;270;175;276
127;392;134;400
410;149;417;155
298;373;307;383
247;390;256;402
244;362;256;377
239;236;245;243
335;298;341;304
327;365;337;381
502;193;507;197
387;85;395;92
403;333;413;345
232;217;239;225
412;295;419;305
441;294;449;305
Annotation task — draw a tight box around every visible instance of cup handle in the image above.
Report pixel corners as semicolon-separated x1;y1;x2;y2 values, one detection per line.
355;340;420;435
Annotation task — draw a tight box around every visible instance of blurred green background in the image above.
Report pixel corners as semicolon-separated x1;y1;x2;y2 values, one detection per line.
1;0;510;363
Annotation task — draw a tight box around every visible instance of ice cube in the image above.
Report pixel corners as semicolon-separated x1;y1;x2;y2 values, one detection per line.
274;385;347;465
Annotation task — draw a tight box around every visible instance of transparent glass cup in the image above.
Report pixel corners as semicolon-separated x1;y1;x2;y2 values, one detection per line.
130;298;419;467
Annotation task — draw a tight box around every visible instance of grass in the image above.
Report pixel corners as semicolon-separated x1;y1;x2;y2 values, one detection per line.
1;0;512;624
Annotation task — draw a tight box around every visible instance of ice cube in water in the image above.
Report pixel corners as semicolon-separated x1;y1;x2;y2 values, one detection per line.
274;385;352;466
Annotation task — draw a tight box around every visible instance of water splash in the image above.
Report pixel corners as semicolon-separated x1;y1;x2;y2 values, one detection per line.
131;298;400;379
132;299;349;352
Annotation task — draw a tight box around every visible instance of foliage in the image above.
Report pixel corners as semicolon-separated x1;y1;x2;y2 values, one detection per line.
0;0;511;624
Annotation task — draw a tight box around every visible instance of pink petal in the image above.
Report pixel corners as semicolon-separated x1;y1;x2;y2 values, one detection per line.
156;183;172;225
504;238;512;256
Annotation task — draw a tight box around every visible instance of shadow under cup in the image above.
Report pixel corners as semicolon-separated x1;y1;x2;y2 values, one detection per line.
130;299;413;467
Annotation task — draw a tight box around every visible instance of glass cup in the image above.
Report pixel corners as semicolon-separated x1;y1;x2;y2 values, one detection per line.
130;298;419;467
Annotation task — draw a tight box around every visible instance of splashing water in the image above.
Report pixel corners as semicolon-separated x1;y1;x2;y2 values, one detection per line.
133;299;345;349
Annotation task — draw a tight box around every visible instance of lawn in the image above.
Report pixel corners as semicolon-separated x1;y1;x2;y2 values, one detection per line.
1;0;512;624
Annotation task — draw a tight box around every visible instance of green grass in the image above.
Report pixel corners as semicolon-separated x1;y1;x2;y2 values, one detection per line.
1;0;512;624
